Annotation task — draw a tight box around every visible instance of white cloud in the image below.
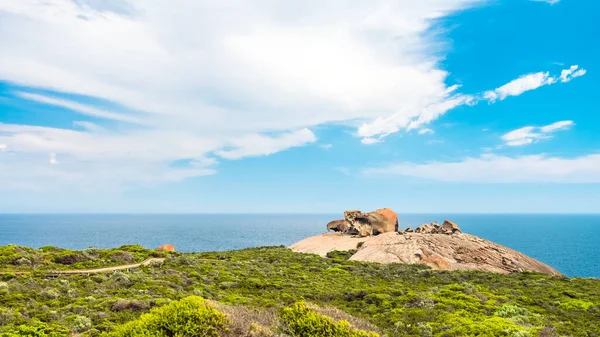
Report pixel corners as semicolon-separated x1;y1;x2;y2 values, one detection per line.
365;154;600;183
0;0;492;190
214;129;316;160
320;144;332;150
358;64;584;142
49;152;57;165
361;137;382;145
484;65;586;103
484;72;554;102
418;128;435;135
540;120;574;133
559;65;586;83
502;120;574;146
532;0;560;4
16;92;144;124
502;127;539;146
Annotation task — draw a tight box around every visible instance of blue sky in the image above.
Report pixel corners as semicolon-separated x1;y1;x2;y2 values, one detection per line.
0;0;598;213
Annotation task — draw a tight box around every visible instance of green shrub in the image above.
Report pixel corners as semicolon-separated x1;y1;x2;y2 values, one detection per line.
0;321;69;337
281;302;379;337
326;250;357;262
41;288;61;299
558;299;594;311
54;252;86;265
69;315;92;333
104;296;229;337
493;304;540;325
417;322;433;337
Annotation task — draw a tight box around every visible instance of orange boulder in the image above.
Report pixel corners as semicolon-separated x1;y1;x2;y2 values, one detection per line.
156;244;175;252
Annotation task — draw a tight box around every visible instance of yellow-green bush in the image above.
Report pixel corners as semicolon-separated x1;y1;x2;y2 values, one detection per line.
0;321;69;337
104;296;229;337
281;302;379;337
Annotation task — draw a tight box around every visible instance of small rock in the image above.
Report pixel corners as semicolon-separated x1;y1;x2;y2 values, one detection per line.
156;244;175;252
405;227;414;233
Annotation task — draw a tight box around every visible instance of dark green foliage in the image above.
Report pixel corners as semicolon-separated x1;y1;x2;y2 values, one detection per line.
0;245;598;336
326;250;357;262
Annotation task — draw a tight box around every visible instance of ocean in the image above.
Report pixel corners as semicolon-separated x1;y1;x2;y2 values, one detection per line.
0;214;597;278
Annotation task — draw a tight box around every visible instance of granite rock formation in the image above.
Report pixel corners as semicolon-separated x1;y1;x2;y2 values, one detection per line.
327;208;398;237
309;211;558;275
413;220;462;235
289;232;560;275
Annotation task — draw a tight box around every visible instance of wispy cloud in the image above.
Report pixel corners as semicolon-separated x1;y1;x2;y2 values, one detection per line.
49;152;57;165
16;92;144;124
532;0;560;5
361;137;382;145
502;120;574;146
418;128;435;135
483;72;555;102
560;65;587;83
214;129;317;160
365;154;600;183
483;65;586;103
357;65;584;143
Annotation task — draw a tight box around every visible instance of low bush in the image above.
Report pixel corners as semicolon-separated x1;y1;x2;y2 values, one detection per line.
280;302;379;337
104;296;229;337
111;299;150;312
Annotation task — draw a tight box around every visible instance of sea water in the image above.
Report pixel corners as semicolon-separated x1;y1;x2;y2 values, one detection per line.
0;214;597;278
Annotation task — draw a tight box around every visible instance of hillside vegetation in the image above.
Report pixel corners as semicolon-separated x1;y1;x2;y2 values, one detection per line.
0;244;598;336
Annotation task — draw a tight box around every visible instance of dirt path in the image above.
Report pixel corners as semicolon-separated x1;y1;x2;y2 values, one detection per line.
2;258;165;276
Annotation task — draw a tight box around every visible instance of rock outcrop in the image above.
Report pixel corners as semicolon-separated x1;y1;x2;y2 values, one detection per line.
289;232;561;276
326;220;350;233
315;210;559;274
328;208;398;237
156;244;175;252
441;220;461;234
412;221;462;235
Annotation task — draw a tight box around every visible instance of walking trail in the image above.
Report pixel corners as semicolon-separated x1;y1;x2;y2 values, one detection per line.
2;258;166;276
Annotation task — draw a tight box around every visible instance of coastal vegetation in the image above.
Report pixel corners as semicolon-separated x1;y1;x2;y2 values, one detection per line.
0;244;598;336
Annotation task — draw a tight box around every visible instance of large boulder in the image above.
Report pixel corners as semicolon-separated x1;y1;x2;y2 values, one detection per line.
342;208;398;237
327;220;350;233
441;220;461;234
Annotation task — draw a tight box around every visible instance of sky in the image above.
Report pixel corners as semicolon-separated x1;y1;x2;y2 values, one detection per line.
0;0;599;213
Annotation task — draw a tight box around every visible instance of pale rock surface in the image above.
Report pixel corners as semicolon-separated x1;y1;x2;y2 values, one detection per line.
289;232;561;275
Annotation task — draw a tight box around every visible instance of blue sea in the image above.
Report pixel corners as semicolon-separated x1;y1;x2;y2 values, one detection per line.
0;214;598;278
